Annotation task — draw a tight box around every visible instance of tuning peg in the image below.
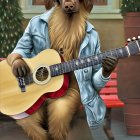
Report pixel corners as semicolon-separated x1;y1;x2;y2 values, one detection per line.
125;38;131;46
132;37;136;41
127;38;131;42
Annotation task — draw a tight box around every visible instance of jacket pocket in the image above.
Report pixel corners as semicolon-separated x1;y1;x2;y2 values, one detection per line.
82;67;92;80
84;95;106;128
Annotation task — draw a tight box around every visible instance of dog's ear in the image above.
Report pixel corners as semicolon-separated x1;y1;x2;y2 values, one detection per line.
83;0;94;13
44;0;55;10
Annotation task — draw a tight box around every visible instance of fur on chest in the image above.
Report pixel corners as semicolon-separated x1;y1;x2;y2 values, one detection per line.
48;6;88;61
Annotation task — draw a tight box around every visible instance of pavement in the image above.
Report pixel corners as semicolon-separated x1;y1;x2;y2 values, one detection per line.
0;108;140;140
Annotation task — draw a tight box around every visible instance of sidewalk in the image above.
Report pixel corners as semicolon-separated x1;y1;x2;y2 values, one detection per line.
0;108;140;140
0;110;92;140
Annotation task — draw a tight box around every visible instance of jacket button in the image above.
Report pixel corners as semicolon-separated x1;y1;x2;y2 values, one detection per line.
84;69;88;73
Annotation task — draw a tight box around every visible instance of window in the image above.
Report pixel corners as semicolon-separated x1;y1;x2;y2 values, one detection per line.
90;0;122;19
94;0;107;5
32;0;44;5
20;0;122;19
19;0;46;18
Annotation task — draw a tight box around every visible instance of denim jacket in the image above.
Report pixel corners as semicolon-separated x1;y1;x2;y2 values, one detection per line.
12;8;110;128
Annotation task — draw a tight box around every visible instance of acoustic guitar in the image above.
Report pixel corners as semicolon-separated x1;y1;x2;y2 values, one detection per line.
0;39;140;118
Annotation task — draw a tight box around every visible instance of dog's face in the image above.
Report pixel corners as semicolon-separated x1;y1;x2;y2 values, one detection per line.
44;0;94;13
61;0;80;14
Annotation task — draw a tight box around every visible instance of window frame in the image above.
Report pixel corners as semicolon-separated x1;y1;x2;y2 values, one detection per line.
90;0;122;19
20;0;122;19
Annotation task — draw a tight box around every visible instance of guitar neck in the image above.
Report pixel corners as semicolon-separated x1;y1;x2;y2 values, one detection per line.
50;40;140;77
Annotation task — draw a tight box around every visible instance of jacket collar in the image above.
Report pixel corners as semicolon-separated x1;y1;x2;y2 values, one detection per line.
40;7;55;23
40;8;94;33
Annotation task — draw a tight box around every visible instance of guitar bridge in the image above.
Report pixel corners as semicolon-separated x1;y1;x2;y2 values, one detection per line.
17;77;26;92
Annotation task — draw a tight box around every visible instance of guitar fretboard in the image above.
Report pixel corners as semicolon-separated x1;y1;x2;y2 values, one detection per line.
50;40;140;77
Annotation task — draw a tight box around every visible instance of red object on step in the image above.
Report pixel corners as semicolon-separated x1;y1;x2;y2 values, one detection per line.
99;69;124;140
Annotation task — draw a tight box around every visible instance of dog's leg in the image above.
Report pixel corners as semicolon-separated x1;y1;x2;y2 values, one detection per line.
47;88;81;140
17;107;48;140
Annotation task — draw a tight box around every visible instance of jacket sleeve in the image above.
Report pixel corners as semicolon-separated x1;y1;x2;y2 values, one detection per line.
12;19;34;58
92;33;110;91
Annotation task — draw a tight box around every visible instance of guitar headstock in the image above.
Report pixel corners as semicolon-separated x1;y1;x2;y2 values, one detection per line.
125;36;140;56
126;36;140;46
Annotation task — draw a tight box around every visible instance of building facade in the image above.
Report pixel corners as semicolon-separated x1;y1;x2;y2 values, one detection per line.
20;0;125;51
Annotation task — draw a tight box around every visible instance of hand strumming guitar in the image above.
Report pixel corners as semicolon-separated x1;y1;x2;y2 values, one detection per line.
12;59;30;77
102;56;118;78
7;54;30;77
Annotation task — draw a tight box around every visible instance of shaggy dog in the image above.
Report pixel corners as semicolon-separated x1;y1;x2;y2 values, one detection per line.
16;0;94;140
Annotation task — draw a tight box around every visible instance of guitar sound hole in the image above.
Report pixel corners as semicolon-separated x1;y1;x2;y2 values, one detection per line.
35;67;49;82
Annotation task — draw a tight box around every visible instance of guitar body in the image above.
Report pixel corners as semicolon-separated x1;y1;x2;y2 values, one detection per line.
0;49;69;116
1;39;140;117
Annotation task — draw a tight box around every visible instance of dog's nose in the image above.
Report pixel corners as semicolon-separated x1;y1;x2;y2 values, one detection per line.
64;2;75;11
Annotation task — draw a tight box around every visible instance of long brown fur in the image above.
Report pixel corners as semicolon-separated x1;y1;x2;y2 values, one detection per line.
17;0;94;140
48;4;88;61
17;107;48;140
